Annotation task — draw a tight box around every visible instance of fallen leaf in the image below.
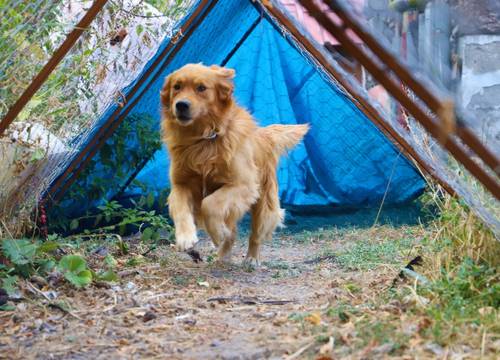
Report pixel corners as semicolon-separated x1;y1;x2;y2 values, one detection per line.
305;312;321;325
197;281;210;288
117;338;129;346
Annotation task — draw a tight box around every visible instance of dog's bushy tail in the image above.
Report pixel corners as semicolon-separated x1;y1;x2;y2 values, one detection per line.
259;124;309;156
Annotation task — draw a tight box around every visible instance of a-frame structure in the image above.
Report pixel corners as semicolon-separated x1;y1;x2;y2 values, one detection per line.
1;0;498;231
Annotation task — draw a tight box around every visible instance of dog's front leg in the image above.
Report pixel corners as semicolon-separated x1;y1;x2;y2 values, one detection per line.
168;185;198;251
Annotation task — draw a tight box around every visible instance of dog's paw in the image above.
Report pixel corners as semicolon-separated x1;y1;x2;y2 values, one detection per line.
176;232;199;251
243;255;260;270
217;251;233;264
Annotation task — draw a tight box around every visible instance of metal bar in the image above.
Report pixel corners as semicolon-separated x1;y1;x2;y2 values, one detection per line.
298;0;500;199
324;0;500;177
259;1;455;196
45;0;216;205
0;0;108;136
221;16;262;66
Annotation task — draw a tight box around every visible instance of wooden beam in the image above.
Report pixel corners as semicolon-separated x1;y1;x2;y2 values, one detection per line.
298;0;500;199
327;0;499;177
258;0;456;196
0;0;108;136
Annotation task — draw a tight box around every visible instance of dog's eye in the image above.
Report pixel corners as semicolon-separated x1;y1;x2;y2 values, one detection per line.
196;84;206;92
173;83;181;90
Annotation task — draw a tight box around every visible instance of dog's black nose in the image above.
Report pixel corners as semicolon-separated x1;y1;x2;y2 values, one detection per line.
175;100;190;113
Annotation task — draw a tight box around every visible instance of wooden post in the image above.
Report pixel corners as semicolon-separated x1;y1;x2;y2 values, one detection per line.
0;0;108;136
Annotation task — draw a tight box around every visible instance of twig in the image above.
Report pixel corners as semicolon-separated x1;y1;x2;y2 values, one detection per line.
117;269;140;277
285;341;316;360
25;281;51;301
303;254;336;264
48;303;82;320
373;150;402;227
207;295;295;305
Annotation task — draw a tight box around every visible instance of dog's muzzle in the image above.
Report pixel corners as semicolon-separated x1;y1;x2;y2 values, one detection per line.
175;100;191;122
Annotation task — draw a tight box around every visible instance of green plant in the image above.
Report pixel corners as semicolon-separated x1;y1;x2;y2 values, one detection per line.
0;236;121;292
57;255;93;288
413;257;500;344
1;238;58;279
48;112;163;230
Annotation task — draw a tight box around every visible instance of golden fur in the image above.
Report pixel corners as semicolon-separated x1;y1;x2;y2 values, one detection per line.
161;63;309;265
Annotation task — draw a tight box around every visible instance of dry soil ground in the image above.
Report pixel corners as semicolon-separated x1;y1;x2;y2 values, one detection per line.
0;211;498;359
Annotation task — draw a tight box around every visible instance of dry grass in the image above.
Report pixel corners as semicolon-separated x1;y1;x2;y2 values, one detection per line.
421;191;499;273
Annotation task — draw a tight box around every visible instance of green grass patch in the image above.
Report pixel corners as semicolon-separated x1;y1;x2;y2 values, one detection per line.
418;257;500;344
336;237;415;270
354;318;410;353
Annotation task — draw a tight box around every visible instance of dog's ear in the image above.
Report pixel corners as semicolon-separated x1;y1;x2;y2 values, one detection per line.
210;65;235;102
160;75;172;109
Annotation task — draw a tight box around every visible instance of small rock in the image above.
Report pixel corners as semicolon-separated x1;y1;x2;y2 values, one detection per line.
197;281;210;288
211;340;222;347
175;313;197;326
42;290;58;300
253;311;277;319
373;342;394;354
143;311;157;323
92;246;109;256
125;281;137;294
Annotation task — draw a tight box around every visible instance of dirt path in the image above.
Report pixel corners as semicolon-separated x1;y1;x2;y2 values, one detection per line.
0;221;493;359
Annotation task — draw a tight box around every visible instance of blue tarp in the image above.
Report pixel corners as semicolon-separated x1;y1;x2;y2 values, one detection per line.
54;0;424;217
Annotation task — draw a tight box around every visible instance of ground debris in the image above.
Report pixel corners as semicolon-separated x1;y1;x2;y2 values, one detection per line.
392;255;424;287
303;254;336;264
1;224;493;359
142;310;157;322
207;295;295;305
186;249;203;263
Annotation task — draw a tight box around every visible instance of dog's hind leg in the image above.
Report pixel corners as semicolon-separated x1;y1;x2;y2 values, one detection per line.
245;191;284;267
201;184;258;261
217;221;237;263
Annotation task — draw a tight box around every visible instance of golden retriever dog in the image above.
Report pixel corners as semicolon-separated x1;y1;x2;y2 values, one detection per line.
161;63;308;266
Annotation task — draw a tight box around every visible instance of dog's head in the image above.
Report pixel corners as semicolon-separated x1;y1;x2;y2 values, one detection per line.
160;63;235;126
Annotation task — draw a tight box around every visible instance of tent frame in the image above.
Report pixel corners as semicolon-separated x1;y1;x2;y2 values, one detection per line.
0;0;498;205
298;0;500;199
0;0;108;135
47;0;217;203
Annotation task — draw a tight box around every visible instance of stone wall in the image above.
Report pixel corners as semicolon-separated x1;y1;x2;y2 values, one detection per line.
459;35;500;154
